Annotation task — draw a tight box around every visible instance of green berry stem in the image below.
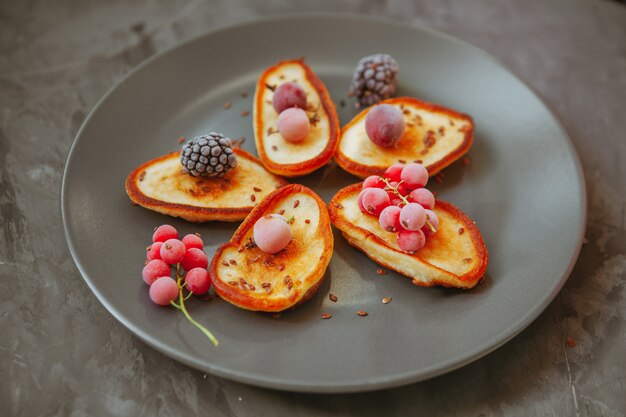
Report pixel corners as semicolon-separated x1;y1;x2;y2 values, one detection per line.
381;177;410;205
178;288;219;347
172;263;219;347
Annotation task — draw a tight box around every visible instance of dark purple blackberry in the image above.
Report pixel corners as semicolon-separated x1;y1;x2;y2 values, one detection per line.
180;132;237;177
348;54;399;108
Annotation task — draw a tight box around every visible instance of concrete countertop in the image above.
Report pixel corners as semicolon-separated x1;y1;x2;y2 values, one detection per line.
1;0;624;415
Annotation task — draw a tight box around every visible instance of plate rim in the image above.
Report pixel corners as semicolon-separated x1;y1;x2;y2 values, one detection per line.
61;12;587;393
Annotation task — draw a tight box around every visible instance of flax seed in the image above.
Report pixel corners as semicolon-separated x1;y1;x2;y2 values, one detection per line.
250;194;256;202
229;259;237;265
223;102;232;109
382;297;392;304
321;313;332;319
278;209;285;215
329;293;337;302
293;200;300;208
463;258;472;263
305;219;310;224
221;260;229;267
229;281;237;286
458;227;465;235
277;264;285;271
253;186;262;192
376;268;387;275
177;137;185;144
271;145;278;151
138;171;146;181
356;310;368;317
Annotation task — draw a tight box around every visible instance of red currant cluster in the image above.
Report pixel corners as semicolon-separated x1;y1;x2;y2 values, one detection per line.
358;163;439;253
142;224;218;346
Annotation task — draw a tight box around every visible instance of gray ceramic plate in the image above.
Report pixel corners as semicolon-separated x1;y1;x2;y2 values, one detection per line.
62;14;586;393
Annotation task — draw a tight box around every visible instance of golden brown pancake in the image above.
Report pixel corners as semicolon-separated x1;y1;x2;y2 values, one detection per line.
125;148;287;222
210;184;333;311
329;183;487;289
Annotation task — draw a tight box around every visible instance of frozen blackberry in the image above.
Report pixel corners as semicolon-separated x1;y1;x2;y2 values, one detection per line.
348;54;399;108
180;132;237;177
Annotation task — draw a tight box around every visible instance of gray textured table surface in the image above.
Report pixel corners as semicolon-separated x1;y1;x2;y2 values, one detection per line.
2;0;625;416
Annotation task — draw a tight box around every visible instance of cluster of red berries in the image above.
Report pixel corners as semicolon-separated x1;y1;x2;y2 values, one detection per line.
142;224;218;346
358;163;439;253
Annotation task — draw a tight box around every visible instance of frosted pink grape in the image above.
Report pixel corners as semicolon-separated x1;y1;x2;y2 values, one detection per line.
181;248;208;271
379;206;402;232
400;163;428;189
422;209;439;238
384;164;404;182
365;104;405;147
142;259;171;286
409;188;435;210
277;107;310;142
253;214;292;254
399;203;426;231
397;229;426;253
149;277;179;306
146;241;163;261
160;239;186;265
152;224;178;243
272;82;307;113
181;234;203;250
360;188;390;216
362;175;385;189
185;268;211;295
